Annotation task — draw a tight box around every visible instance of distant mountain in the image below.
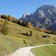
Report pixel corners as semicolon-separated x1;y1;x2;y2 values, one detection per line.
48;22;56;31
20;5;56;30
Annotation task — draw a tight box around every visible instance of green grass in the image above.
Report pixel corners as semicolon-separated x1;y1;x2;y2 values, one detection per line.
0;19;56;56
0;33;26;56
32;45;56;56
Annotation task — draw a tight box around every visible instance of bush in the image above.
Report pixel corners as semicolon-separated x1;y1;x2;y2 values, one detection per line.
26;31;32;36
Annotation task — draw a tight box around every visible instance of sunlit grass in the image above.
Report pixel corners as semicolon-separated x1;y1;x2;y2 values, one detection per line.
32;45;56;56
0;19;56;56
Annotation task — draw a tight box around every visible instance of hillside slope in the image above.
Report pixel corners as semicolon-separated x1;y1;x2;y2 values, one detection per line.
0;19;56;56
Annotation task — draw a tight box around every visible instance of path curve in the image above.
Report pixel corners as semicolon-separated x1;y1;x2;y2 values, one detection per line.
11;44;54;56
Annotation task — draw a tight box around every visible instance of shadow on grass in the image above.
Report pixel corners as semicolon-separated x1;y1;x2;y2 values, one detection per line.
19;33;30;36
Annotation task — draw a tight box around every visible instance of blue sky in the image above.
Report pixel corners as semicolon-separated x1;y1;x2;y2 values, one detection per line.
0;0;56;19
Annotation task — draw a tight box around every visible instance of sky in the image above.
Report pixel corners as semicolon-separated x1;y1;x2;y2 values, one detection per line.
0;0;56;19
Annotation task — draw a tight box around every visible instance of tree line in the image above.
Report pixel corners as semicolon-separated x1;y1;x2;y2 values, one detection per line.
0;15;56;35
0;15;32;28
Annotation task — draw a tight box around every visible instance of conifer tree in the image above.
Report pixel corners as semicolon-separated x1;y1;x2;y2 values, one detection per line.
1;20;9;35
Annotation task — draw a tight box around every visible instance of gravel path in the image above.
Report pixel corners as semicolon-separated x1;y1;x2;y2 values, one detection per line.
11;44;53;56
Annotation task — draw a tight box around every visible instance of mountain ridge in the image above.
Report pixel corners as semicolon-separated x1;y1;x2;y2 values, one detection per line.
20;5;56;30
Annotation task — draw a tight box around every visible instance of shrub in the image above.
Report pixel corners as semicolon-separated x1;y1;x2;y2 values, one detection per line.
26;31;32;36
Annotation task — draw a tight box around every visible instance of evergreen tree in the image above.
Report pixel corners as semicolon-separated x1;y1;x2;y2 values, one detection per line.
17;19;23;25
1;20;9;35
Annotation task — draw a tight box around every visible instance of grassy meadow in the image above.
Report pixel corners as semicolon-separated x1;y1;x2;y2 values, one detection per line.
32;44;56;56
0;18;56;56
